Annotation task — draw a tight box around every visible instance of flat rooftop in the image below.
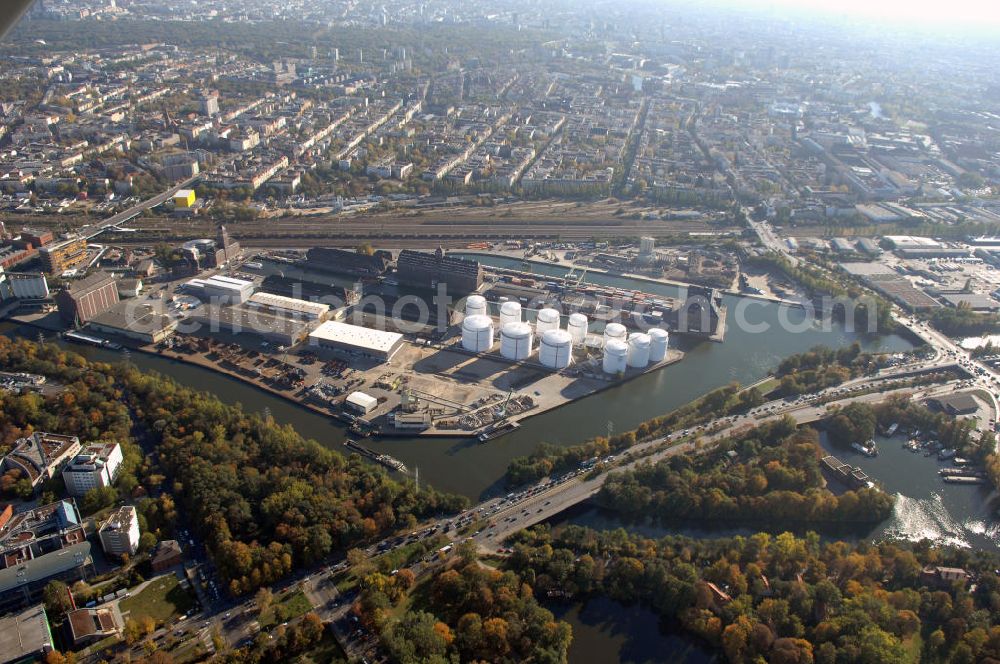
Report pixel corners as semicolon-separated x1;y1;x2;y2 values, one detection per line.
0;604;52;662
208;275;254;288
248;292;330;317
309;320;403;354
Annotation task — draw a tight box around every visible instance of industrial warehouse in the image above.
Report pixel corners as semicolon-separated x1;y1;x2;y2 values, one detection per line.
289;282;684;440
33;245;697;443
308;320;405;361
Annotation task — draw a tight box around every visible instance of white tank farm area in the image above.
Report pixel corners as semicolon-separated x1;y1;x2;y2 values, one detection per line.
287;294;682;440
333;302;685;437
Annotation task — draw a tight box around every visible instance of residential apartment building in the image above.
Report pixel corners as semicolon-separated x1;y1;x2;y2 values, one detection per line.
97;505;140;558
62;442;123;497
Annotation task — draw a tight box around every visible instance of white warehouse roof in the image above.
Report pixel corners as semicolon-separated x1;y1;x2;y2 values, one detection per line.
248;292;330;318
206;275;254;288
308;320;403;355
345;391;378;411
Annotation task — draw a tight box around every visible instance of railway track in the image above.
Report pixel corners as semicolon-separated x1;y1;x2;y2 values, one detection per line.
100;217;735;246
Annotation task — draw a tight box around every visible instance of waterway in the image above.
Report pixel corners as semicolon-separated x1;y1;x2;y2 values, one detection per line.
548;596;718;664
3;254;914;501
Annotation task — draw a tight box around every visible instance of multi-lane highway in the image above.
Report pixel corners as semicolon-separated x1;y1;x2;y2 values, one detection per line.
468;376;973;552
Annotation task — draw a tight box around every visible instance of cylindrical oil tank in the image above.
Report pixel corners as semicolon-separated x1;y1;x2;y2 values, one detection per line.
627;332;651;368
535;307;561;336
602;338;628;374
567;313;588;345
539;329;573;369
603;322;627;344
461;314;494;352
499;300;522;328
500;321;533;361
648;328;669;363
465;294;487;318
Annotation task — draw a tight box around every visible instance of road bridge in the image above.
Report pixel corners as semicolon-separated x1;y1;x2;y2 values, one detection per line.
83;174;200;240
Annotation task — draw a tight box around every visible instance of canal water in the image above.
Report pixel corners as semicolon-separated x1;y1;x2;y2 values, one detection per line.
550;422;1000;554
548;596;719;664
3;254;914;501
821;432;1000;551
273;252;915;500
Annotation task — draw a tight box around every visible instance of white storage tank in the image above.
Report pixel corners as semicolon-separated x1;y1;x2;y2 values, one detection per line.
499;300;522;328
603;322;627;344
627;332;652;368
465;294;487;318
500;322;533;361
461;314;494;352
602;338;628;374
648;328;669;363
539;329;573;369
567;313;588;345
535;307;561;336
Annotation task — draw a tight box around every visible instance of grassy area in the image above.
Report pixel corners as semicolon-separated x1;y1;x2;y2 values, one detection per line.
374;535;447;574
119;574;194;624
754;377;779;398
333;572;358;594
259;590;313;629
386;575;431;621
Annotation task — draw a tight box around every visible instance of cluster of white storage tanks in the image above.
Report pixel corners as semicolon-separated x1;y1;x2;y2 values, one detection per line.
463;296;635;374
601;326;669;374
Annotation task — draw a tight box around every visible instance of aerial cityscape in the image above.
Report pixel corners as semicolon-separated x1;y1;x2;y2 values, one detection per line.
0;1;999;663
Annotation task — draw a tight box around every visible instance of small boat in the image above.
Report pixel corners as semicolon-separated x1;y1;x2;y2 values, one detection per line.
886;423;899;436
851;440;878;457
943;476;986;484
243;261;263;270
938;468;986;477
938;448;957;460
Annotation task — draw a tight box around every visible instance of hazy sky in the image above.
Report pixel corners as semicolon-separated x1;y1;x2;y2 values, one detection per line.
734;0;1000;27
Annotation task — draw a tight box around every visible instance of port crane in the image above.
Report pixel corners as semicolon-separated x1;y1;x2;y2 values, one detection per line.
564;266;588;286
496;388;515;419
